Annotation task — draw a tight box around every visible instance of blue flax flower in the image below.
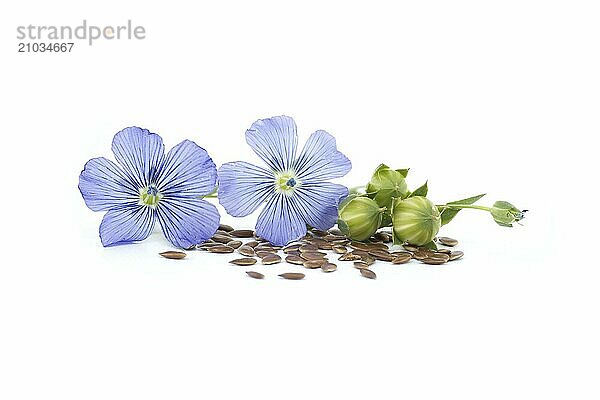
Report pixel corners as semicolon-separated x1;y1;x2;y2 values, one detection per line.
218;116;351;246
79;127;220;248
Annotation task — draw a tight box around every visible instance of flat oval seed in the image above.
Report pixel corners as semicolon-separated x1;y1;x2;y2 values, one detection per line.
412;250;429;260
245;241;259;248
403;244;419;252
391;253;412;264
436;249;452;255
219;224;235;232
354;261;370;269
283;244;301;253
212;234;233;244
373;232;392;243
303;259;326;269
238;246;256;257
421;258;448;265
391;250;412;256
299;244;318;252
449;251;464;261
332;245;347;254
428;253;450;262
255;245;276;252
367;243;389;251
256;250;273;258
208;245;235;254
196;242;222;250
369;250;395;262
301;251;327;261
360;255;376;265
229;257;257;266
438;236;458;247
360;269;377;279
279;272;305;280
159;251;186;259
226;240;243;249
321;263;337;272
230;229;255;238
316;241;333;250
285;255;305;265
311;229;328;237
262;254;282;265
246;271;264;279
349;242;370;251
351;249;370;258
339;252;362;261
324;234;346;242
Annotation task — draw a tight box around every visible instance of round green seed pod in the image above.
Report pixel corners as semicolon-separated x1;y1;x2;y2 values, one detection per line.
366;164;409;209
338;196;383;242
490;201;526;227
392;196;441;246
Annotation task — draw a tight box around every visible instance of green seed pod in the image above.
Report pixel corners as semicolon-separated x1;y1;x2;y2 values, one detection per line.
392;196;441;246
337;196;384;241
490;201;526;227
366;164;409;209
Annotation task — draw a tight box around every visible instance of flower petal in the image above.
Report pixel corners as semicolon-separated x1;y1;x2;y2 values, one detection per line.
255;193;307;246
154;140;217;198
294;182;349;231
156;198;220;248
245;116;298;172
217;161;275;217
111;127;165;188
99;205;156;247
294;130;351;182
79;157;139;211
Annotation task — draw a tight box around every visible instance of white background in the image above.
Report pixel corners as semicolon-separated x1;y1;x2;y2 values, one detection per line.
1;1;598;399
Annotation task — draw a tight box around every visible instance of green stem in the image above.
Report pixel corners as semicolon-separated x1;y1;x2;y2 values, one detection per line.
437;204;491;212
202;194;218;199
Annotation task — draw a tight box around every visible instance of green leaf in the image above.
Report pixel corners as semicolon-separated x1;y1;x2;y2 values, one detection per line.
439;193;486;226
408;181;428;198
396;168;410;178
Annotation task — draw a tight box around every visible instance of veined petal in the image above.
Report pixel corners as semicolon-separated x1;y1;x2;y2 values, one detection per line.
294;130;351;182
156;198;220;248
245;116;298;172
99;205;156;247
155;140;217;198
79;157;139;211
255;193;307;246
217;161;275;217
294;182;349;231
111;127;165;188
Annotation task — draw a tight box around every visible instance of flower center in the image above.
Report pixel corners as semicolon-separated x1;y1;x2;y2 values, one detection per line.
139;185;163;207
274;171;300;195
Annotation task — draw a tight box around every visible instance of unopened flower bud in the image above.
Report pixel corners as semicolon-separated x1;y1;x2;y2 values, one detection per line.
490;201;526;227
338;196;384;241
366;164;409;209
392;196;441;246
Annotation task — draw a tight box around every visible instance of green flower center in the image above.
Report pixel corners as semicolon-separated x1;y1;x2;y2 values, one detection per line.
274;171;300;195
139;185;163;207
